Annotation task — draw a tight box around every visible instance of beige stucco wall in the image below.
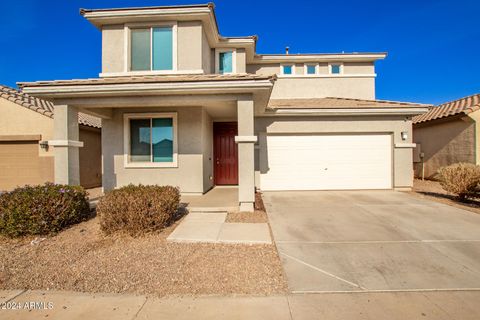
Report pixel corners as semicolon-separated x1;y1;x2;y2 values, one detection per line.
271;78;375;99
201;28;213;74
254;116;414;189
101;21;208;74
468;110;480;165
0;98;102;189
413;116;476;179
178;21;203;71
102;25;125;74
102;106;212;193
202;109;214;191
0;99;54;156
247;62;376;99
236;49;246;73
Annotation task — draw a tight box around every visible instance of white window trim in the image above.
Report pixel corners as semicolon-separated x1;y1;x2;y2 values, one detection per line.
329;62;344;75
123;112;178;168
280;63;296;76
304;63;319;76
124;21;178;74
215;48;237;74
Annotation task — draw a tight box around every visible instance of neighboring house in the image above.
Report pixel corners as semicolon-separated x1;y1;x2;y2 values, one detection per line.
18;3;429;211
413;94;480;179
0;85;102;190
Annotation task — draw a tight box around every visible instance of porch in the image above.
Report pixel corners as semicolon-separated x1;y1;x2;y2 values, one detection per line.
19;74;275;212
181;186;238;212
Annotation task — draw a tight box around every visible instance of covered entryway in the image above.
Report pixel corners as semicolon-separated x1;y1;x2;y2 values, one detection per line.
213;122;238;185
260;134;392;191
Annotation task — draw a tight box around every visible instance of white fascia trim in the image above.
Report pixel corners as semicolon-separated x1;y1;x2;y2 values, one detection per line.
277;74;376;79
83;7;212;19
22;80;274;96
268;108;430;116
234;136;257;143
99;69;204;77
252;53;387;63
49;140;84;147
395;143;417;148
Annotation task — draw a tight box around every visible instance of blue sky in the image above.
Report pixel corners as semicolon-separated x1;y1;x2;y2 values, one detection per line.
0;0;478;104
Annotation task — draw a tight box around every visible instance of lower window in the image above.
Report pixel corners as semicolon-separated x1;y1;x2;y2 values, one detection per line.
124;113;178;167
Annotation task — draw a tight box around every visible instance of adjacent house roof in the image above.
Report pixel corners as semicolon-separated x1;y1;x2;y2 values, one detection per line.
0;85;101;128
413;94;480;124
268;97;431;109
17;74;275;88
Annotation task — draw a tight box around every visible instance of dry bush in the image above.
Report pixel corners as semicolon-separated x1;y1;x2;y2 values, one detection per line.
0;183;90;237
437;163;480;200
97;184;180;236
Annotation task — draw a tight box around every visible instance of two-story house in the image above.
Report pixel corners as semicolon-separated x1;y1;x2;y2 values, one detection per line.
19;3;429;211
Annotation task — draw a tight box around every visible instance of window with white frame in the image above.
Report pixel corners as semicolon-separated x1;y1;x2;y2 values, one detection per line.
124;113;178;167
130;26;174;71
281;64;295;75
215;49;236;74
330;63;342;74
305;64;317;75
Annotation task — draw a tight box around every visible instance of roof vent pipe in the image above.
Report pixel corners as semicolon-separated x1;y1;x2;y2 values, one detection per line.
285;46;289;55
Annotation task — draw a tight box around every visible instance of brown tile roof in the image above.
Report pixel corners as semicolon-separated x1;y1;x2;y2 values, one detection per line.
413;94;480;124
0;85;101;128
268;97;430;109
18;74;275;88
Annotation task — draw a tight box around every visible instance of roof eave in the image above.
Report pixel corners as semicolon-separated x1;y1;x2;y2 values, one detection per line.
265;107;429;116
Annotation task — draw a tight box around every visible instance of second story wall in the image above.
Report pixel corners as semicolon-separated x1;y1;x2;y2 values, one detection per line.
101;21;213;75
247;61;376;100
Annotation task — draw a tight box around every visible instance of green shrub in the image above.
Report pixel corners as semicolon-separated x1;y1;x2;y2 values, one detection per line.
0;183;90;237
438;163;480;200
97;184;180;236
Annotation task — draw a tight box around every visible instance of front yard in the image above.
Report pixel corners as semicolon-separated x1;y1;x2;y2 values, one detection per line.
0;215;287;296
411;179;480;214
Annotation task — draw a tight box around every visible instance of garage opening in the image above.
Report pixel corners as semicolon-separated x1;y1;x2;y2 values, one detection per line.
260;133;392;191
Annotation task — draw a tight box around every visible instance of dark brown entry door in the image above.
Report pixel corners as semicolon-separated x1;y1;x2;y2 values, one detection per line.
213;122;238;185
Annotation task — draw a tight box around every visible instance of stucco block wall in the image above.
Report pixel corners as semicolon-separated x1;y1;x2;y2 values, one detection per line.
254;116;414;189
102;107;211;193
102;25;124;74
413;116;476;179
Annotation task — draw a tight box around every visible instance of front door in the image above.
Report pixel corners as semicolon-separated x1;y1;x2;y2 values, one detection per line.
213;122;238;185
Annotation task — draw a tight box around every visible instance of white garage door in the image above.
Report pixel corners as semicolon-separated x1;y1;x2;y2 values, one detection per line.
260;134;392;191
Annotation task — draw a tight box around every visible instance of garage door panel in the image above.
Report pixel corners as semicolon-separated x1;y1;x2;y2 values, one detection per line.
260;134;392;191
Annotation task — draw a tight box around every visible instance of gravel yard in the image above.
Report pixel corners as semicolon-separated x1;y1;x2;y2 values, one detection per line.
411;179;480;214
0;216;287;296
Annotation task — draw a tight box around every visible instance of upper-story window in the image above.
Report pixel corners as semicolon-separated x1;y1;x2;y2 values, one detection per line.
305;64;318;75
281;64;295;76
330;63;343;74
215;49;236;74
130;26;174;71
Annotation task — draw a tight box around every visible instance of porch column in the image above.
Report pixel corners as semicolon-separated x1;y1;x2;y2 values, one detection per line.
235;96;256;212
50;104;83;185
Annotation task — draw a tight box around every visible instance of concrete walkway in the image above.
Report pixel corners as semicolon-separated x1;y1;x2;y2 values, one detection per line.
1;289;479;319
167;212;271;244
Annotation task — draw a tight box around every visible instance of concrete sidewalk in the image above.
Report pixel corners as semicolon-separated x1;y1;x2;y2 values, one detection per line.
1;289;480;319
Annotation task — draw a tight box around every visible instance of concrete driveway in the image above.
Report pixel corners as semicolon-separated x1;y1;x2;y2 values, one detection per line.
263;190;480;293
